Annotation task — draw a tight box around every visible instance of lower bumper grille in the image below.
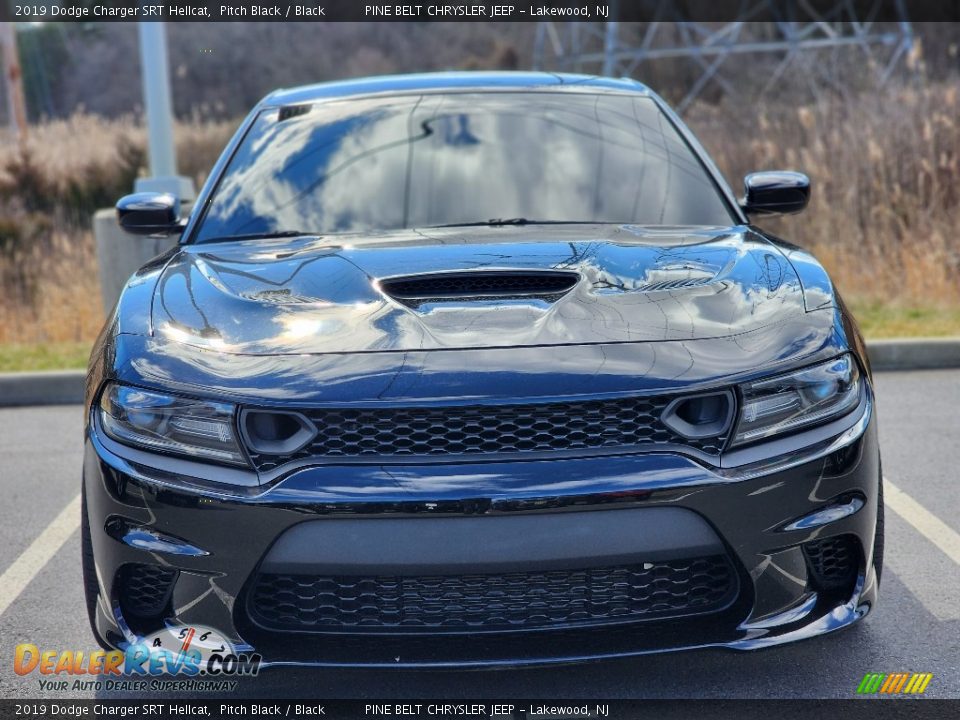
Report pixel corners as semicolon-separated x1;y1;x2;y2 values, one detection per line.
247;556;738;634
803;535;860;591
118;564;178;618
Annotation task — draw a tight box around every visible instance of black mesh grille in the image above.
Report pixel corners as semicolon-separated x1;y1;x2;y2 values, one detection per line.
380;271;578;302
248;395;727;471
247;556;738;634
803;535;859;590
118;564;178;618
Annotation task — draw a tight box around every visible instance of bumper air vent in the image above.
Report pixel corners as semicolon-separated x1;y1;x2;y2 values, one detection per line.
660;390;735;441
241;409;317;455
118;563;178;618
803;535;860;592
247;555;738;634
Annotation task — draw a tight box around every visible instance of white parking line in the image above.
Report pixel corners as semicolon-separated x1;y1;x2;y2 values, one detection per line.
885;478;960;568
0;493;81;618
883;477;960;621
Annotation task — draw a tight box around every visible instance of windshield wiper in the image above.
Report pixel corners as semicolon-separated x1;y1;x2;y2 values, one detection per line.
426;219;613;229
199;230;317;243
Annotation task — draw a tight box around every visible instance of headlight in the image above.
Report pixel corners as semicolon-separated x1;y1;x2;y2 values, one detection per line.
731;354;862;447
99;383;247;466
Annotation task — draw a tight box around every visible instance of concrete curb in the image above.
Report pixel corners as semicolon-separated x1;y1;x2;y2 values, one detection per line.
867;338;960;372
0;371;86;407
1;339;959;407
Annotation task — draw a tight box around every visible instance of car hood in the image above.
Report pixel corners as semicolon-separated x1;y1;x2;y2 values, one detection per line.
151;224;806;355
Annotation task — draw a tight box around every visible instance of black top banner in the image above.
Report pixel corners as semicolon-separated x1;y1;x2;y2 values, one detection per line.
2;0;960;23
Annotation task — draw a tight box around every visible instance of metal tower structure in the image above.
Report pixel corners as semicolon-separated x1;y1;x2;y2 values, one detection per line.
533;0;914;113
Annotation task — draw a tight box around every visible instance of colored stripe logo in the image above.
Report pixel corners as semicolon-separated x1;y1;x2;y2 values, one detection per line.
857;673;933;694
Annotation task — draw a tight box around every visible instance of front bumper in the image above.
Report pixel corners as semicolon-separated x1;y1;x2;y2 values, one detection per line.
82;393;880;668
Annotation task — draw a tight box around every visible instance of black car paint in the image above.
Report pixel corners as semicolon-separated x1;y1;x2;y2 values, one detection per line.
82;72;881;667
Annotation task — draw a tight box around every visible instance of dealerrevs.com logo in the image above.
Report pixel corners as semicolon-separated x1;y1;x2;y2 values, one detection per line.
14;625;262;692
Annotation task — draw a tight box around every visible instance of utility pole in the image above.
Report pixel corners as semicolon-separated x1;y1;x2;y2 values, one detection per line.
0;22;29;143
601;21;618;78
94;22;195;314
135;22;194;200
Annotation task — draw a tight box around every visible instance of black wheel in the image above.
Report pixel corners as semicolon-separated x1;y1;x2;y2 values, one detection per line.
874;469;885;586
81;482;113;650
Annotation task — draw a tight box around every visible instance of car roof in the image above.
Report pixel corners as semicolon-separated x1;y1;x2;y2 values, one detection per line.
262;71;651;107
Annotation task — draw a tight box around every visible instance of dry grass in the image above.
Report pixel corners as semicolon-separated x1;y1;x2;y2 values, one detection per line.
0;115;236;347
687;81;960;310
0;228;102;346
0;113;234;202
1;82;958;364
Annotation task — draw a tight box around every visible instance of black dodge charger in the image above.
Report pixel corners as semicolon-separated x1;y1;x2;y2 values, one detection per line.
83;72;882;667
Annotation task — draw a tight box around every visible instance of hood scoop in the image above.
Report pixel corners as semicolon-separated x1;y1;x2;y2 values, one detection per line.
378;270;580;307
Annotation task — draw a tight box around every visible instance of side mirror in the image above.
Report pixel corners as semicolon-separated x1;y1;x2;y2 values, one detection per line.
741;171;810;216
116;192;182;236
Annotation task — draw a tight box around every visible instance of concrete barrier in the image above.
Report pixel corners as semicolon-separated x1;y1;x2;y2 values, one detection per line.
93;208;179;313
1;339;959;407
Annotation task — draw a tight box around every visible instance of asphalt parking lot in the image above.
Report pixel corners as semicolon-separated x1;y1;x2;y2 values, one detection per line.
1;370;958;700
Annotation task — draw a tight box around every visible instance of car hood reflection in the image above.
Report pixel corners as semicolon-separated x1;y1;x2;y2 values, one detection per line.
152;223;806;355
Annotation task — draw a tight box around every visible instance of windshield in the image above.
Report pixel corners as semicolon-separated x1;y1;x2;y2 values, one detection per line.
193;92;735;242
